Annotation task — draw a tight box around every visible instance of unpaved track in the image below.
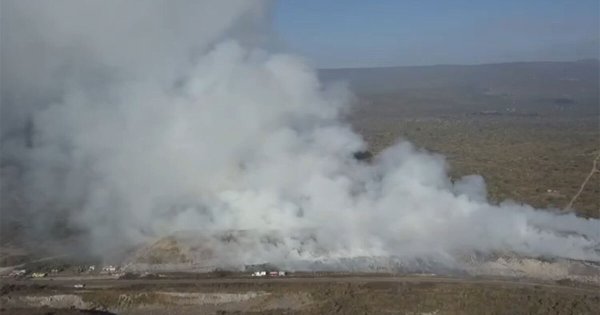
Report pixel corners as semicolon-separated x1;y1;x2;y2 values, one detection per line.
2;275;599;314
3;274;599;293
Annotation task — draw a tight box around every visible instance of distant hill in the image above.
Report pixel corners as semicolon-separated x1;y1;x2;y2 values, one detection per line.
319;60;599;117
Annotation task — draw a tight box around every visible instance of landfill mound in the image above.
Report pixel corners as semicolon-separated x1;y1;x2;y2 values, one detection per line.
123;230;600;284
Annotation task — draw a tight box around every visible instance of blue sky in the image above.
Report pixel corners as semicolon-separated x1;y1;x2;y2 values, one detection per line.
274;0;599;68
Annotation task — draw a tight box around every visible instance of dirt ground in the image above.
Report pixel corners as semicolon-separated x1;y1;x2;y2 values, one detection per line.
1;275;599;314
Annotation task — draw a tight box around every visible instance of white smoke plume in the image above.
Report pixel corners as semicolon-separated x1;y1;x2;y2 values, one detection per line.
1;1;598;268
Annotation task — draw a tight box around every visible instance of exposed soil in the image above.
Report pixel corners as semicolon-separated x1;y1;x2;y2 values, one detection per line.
1;275;599;314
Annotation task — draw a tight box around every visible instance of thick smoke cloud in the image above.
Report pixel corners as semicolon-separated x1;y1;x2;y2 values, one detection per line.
1;1;598;266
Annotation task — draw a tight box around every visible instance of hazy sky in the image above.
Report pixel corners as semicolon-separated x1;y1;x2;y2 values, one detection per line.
274;0;599;68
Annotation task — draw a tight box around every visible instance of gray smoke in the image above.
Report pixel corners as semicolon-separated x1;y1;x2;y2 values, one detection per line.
1;0;598;266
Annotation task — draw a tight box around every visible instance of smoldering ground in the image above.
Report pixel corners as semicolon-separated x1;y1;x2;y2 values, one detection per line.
1;0;598;269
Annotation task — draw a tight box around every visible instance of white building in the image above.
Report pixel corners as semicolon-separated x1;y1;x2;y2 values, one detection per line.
31;272;47;278
9;269;26;277
102;265;118;273
252;271;267;277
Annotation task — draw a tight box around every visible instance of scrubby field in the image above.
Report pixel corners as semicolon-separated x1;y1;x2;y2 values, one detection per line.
2;275;599;314
336;61;600;218
352;116;599;218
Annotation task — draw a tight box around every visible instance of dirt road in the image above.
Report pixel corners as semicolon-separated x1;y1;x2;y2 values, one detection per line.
4;273;598;291
2;274;599;314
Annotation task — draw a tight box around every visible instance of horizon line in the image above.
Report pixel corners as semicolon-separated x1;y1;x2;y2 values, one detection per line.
318;58;600;70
